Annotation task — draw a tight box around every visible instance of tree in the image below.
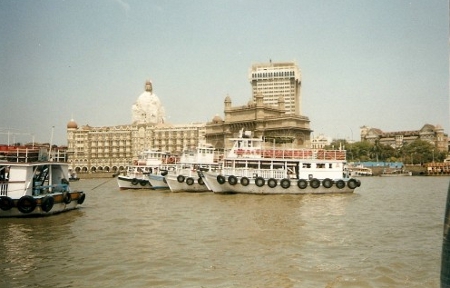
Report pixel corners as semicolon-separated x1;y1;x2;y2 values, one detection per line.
400;140;436;164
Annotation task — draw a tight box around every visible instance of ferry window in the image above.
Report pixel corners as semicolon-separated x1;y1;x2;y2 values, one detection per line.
329;164;333;168
302;163;311;168
317;163;325;168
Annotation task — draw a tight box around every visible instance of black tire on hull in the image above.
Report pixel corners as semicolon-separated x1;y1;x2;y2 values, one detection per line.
228;175;238;186
297;179;307;189
322;178;333;188
240;177;250;186
280;179;290;189
186;177;195;185
255;177;265;187
0;196;13;211
17;195;37;214
77;193;86;204
41;196;54;212
310;178;320;189
268;178;277;188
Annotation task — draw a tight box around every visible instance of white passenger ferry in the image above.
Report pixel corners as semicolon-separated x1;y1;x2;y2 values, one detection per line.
116;150;171;190
165;144;220;192
0;145;85;217
201;130;360;194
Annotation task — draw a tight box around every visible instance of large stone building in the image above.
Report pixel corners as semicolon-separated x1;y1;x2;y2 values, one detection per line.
249;61;301;115
205;93;311;151
205;61;311;150
66;81;206;173
360;124;448;152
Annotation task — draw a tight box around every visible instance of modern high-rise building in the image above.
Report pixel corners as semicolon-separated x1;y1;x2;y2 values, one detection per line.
249;61;301;115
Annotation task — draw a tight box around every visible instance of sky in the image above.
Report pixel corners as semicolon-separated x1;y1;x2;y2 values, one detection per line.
0;0;448;145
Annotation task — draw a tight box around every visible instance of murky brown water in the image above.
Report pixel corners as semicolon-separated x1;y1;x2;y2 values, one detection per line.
0;176;446;287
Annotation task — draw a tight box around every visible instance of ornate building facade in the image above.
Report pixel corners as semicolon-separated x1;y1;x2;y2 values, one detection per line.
360;124;448;152
206;61;310;150
205;92;311;151
67;81;206;173
66;121;206;173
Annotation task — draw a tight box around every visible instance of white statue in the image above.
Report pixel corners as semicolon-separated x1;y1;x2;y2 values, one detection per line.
132;80;166;124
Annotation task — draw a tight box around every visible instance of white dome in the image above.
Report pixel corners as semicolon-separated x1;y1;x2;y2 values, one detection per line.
132;81;166;124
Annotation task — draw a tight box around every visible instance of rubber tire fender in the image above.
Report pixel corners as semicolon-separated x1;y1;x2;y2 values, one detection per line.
228;175;238;186
280;178;290;189
297;179;307;189
322;178;333;188
186;177;195;185
0;196;13;211
310;178;320;189
267;178;277;188
335;180;345;189
347;179;358;189
240;177;250;186
63;192;72;204
17;195;37;214
77;192;86;204
255;177;265;187
217;175;226;185
41;196;54;212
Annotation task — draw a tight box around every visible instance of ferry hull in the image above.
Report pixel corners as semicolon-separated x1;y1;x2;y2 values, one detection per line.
202;172;358;194
165;174;211;192
117;175;152;190
147;174;169;190
0;191;85;218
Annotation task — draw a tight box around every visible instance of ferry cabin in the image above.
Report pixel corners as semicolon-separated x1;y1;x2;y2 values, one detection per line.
221;157;345;181
1;162;70;198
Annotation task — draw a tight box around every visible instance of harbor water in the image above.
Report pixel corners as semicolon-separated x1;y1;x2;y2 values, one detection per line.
0;176;447;287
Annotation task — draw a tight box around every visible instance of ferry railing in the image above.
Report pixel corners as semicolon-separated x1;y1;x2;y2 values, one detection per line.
230;148;346;160
0;147;68;163
223;167;287;179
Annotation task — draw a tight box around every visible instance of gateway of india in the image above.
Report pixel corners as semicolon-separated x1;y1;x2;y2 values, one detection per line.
66;61;312;173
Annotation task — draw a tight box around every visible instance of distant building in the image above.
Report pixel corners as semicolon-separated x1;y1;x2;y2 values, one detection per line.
249;61;302;115
206;61;310;150
360;124;448;152
311;134;331;149
67;81;205;173
205;94;311;151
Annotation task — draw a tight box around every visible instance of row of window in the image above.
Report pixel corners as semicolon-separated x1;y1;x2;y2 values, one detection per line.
251;71;296;78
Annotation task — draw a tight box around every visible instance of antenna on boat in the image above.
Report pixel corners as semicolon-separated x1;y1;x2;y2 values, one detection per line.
49;126;55;161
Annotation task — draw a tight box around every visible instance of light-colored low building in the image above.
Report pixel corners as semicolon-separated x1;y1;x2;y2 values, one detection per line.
360;124;448;152
66;121;206;173
310;134;331;149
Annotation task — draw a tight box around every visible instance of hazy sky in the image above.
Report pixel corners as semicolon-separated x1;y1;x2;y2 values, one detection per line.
0;0;448;145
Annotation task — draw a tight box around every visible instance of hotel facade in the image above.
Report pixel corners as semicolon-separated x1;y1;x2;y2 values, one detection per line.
360;124;448;152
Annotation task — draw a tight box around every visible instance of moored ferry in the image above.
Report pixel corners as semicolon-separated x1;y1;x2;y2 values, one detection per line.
0;145;85;217
346;164;373;177
116;149;172;190
165;143;221;192
201;130;360;194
